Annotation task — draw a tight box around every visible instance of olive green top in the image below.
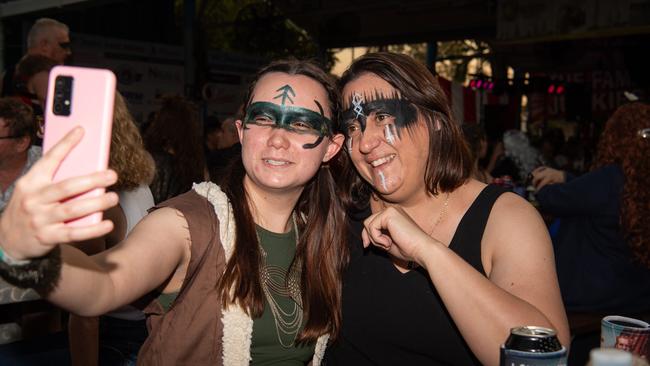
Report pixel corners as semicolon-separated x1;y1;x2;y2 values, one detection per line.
154;223;314;365
250;225;314;366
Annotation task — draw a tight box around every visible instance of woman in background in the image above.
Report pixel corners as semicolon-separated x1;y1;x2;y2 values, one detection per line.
462;123;492;184
144;96;206;203
532;102;650;315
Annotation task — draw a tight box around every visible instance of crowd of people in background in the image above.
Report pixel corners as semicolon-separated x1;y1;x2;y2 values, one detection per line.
0;15;648;366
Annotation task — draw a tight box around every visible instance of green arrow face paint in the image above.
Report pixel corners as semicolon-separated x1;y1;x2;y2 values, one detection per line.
274;84;296;105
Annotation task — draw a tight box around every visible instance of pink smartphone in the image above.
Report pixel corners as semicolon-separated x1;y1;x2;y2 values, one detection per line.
43;65;116;226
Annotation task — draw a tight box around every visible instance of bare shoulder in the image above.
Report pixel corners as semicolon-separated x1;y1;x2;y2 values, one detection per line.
481;191;552;275
488;192;548;240
131;206;192;247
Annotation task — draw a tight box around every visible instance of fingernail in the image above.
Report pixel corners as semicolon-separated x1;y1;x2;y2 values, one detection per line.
105;170;117;181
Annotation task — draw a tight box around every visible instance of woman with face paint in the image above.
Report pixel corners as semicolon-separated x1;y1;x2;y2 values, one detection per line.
0;59;347;365
324;52;569;366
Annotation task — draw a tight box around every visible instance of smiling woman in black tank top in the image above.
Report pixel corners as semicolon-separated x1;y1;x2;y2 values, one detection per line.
325;52;570;366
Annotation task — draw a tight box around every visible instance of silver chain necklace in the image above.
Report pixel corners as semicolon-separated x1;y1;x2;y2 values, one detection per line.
258;213;303;348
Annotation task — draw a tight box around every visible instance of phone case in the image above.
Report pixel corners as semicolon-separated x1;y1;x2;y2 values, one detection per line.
43;66;116;226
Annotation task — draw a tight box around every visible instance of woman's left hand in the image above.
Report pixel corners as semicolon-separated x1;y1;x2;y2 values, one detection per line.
362;206;441;265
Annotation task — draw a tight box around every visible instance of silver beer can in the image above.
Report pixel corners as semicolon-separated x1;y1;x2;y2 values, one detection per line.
500;326;567;366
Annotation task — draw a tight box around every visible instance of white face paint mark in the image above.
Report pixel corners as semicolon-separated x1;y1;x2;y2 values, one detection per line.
346;137;353;152
352;93;365;120
378;171;387;191
434;117;442;131
384;124;398;145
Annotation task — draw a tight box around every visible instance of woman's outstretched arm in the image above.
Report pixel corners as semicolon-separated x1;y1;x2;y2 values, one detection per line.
0;128;190;316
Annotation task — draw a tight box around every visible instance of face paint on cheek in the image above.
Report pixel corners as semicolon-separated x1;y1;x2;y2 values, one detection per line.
384;124;398;145
378;171;388;191
302;135;325;149
346;137;353;152
378;171;387;191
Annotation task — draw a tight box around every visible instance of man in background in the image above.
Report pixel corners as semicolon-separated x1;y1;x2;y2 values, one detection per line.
0;98;40;214
1;18;71;97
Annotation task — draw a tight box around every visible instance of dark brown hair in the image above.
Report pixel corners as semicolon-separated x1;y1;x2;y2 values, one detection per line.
144;96;205;199
15;54;57;80
218;59;349;343
338;52;472;207
109;92;155;191
0;97;35;141
593;102;650;267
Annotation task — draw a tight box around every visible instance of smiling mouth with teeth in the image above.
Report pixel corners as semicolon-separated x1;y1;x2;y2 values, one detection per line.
370;154;396;167
264;159;291;166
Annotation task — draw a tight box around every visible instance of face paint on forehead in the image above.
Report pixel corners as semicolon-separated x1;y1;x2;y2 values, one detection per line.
342;89;418;133
274;84;296;105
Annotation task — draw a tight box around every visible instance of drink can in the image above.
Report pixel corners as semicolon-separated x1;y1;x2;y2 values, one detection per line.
500;326;567;366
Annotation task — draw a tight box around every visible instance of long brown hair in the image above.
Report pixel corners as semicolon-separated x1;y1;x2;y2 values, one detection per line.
109;92;155;191
593;102;650;267
338;52;472;208
143;95;205;195
217;59;349;343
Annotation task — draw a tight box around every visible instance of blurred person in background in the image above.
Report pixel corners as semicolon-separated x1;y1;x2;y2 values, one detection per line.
462;124;492;184
1;18;70;97
12;54;58;145
204;114;241;184
490;129;542;186
538;128;568;170
0;98;39;214
532;102;650;315
144;96;207;204
68;92;155;366
14;55;58;110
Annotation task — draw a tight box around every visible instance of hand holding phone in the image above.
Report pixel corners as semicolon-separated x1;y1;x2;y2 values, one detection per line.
43;66;116;226
0;128;119;262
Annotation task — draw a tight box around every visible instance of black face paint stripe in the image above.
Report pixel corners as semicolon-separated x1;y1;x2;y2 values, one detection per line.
242;101;332;149
343;89;402;110
314;100;324;116
302;135;325;149
341;91;416;135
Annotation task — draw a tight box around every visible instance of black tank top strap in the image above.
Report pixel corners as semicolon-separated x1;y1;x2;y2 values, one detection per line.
448;184;508;276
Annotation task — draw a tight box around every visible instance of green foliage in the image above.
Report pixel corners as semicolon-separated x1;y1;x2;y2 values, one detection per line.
364;41;491;84
436;40;491;84
176;0;335;70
